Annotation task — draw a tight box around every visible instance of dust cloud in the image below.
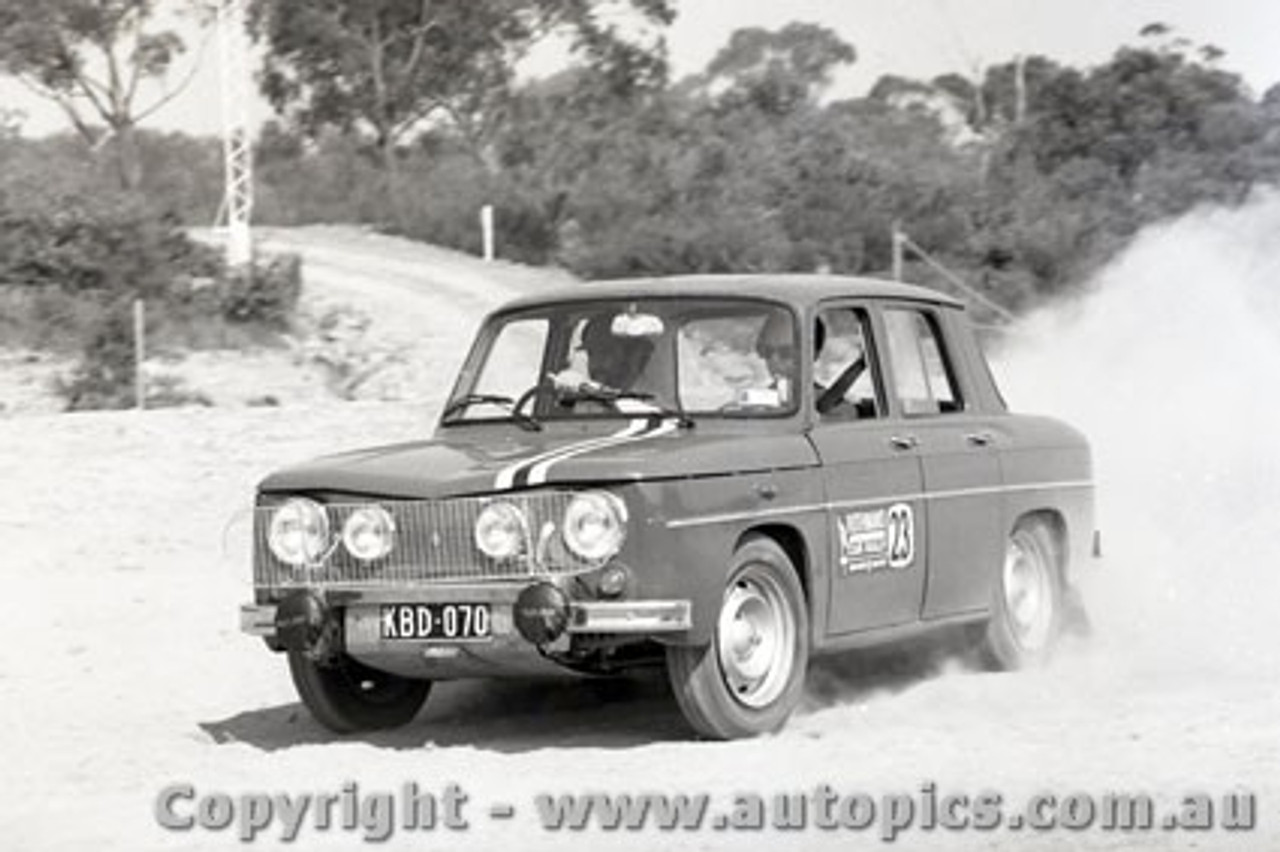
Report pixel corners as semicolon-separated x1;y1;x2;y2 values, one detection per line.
995;192;1280;679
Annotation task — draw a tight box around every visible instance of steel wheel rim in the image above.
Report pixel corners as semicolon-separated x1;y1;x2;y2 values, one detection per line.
716;565;796;709
1003;534;1053;651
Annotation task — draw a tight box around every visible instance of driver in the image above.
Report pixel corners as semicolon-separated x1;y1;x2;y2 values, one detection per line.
580;314;653;391
551;314;657;412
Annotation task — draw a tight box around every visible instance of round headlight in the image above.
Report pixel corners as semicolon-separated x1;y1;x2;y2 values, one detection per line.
342;505;396;562
268;498;331;566
563;491;627;563
475;501;527;560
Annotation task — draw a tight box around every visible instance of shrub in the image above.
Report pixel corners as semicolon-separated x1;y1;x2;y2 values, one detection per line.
0;179;305;409
218;252;303;327
145;375;214;409
55;301;139;411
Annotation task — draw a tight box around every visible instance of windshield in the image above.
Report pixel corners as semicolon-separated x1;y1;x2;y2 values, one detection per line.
445;298;800;423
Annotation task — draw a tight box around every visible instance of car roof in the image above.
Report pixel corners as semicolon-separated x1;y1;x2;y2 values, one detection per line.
498;274;965;313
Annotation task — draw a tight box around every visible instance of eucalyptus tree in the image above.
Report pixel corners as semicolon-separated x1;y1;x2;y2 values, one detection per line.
0;0;207;188
249;0;674;223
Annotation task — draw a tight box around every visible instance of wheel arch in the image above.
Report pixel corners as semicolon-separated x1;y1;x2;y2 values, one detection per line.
1011;508;1068;579
667;523;813;738
1008;506;1091;635
734;523;812;604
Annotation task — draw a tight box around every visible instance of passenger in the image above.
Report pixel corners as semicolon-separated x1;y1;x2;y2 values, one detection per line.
813;316;867;415
757;312;865;413
755;310;800;404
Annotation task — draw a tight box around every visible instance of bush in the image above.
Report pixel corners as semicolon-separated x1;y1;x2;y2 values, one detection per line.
0;173;306;409
0;192;208;301
145;375;213;409
218;252;303;327
254;130;388;225
55;302;138;411
47;249;305;411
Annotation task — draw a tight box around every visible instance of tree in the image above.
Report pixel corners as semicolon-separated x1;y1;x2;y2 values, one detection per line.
249;0;674;224
699;22;855;117
1012;46;1250;182
0;0;207;188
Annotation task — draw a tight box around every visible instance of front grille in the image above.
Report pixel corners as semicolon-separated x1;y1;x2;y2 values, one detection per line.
253;491;583;590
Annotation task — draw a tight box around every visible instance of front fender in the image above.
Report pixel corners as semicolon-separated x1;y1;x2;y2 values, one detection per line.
618;469;826;646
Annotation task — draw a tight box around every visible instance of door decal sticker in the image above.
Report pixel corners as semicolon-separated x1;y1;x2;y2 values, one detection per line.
837;502;916;574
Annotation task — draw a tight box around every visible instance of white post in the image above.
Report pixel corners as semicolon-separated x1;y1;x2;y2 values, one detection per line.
481;204;495;262
891;224;905;281
133;298;146;410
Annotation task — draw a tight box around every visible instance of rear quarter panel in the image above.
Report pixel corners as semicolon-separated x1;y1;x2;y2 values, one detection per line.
998;415;1096;585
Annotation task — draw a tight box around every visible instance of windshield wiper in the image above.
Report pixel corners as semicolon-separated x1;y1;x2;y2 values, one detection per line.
559;385;695;430
441;393;542;432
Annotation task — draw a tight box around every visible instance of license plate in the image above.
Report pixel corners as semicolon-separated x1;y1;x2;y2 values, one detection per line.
380;603;493;642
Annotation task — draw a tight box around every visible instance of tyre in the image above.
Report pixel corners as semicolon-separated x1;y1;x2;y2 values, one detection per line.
288;650;431;733
666;535;809;739
979;518;1063;670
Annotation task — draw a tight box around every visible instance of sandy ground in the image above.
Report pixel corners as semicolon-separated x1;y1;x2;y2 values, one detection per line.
1;217;1278;851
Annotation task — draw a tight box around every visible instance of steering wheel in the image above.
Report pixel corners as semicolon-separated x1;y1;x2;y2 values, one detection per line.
513;382;545;417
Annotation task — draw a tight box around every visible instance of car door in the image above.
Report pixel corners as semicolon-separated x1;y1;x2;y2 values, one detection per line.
806;302;927;636
878;304;1004;619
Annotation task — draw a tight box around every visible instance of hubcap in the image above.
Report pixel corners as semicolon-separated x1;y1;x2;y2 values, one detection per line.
716;566;796;708
1003;535;1053;651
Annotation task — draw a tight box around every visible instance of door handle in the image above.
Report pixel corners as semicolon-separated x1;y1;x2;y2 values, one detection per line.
965;431;994;447
889;435;918;451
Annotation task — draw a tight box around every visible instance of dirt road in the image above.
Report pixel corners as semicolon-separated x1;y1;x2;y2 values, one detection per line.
2;220;1276;851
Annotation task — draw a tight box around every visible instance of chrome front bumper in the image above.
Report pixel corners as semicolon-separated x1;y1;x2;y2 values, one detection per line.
240;597;691;638
566;601;692;633
240;603;279;636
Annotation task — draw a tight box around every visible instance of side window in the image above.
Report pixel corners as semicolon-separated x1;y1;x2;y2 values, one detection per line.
882;308;963;416
814;306;881;420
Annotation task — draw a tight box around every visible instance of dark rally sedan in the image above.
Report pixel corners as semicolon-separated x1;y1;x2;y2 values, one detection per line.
240;275;1096;739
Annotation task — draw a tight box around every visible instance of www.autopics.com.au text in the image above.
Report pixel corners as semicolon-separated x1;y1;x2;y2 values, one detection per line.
153;780;1257;842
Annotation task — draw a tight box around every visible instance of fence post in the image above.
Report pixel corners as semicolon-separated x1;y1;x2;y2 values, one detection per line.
896;230;1016;323
891;224;905;281
133;298;146;411
481;204;495;262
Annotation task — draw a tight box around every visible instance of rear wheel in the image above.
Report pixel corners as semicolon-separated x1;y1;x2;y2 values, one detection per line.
288;651;431;733
666;536;808;739
979;518;1063;669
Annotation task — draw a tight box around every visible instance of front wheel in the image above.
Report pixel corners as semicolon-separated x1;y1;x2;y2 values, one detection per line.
978;519;1063;670
666;536;809;739
288;651;431;733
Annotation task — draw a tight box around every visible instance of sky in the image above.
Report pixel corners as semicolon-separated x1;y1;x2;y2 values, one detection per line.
2;0;1279;139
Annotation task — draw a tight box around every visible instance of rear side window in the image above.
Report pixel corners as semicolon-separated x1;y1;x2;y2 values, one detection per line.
882;308;963;416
